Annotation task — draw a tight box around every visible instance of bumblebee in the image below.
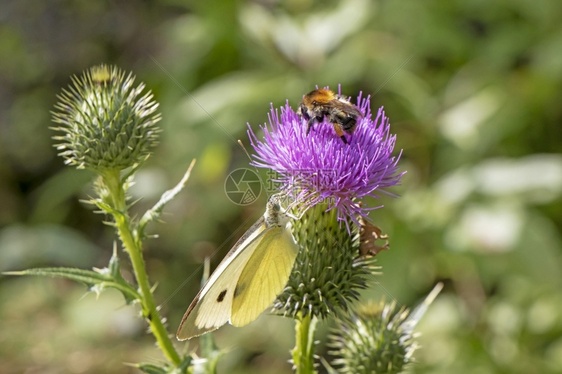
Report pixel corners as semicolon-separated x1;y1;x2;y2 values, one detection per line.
298;88;362;144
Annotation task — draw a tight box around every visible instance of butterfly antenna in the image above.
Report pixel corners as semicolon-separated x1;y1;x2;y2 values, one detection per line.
238;140;309;221
237;139;275;201
237;139;253;162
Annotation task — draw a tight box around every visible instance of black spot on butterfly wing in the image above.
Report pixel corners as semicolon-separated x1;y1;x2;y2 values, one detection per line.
217;289;228;302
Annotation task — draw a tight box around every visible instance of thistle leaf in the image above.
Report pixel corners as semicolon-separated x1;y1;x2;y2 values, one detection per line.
4;265;140;304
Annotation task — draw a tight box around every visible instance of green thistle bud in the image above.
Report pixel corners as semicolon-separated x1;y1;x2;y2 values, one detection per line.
274;204;378;319
51;64;161;172
328;301;415;374
328;284;443;374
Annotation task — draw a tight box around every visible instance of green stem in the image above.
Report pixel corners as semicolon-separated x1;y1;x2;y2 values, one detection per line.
103;170;181;366
292;313;317;374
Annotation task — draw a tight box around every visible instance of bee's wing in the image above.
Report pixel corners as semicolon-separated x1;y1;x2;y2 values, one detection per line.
330;99;362;117
230;225;298;326
176;218;267;340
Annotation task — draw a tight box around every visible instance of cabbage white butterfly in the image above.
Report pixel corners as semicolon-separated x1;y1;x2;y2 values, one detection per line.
176;195;298;340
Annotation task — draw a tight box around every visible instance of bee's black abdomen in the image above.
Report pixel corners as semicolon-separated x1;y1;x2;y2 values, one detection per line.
341;117;357;132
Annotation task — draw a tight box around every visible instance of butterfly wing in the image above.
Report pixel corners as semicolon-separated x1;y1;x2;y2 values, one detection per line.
176;218;267;340
231;225;298;326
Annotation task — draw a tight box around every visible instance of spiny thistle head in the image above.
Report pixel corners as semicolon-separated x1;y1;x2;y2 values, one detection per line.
328;301;416;374
248;86;401;319
328;283;443;374
51;64;161;172
248;88;403;224
274;204;379;319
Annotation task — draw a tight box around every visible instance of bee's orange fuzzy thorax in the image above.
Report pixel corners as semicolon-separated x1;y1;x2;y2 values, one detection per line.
304;89;336;105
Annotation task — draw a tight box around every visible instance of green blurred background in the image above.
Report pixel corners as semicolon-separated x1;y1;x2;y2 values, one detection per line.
1;0;561;373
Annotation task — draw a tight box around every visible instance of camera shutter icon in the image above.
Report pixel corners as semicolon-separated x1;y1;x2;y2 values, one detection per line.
224;168;261;205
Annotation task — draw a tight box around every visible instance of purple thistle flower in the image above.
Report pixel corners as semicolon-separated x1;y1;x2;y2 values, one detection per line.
248;89;404;223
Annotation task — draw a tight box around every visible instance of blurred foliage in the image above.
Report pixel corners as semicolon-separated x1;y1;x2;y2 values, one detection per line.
1;0;561;373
